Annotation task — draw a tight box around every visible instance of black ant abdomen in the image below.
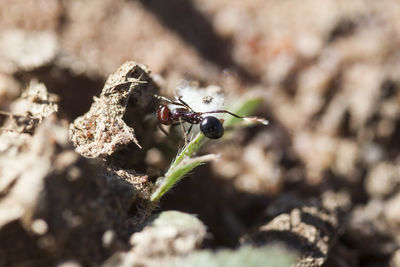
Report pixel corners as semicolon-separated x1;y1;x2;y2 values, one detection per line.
200;116;224;139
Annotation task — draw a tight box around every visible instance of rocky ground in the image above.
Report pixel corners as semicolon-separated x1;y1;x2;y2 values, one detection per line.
1;0;400;266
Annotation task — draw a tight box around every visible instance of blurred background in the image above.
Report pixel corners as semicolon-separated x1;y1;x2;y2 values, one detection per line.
1;0;400;266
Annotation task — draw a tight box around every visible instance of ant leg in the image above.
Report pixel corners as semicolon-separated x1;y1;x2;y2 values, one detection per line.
154;95;175;104
185;124;193;137
201;110;269;126
200;110;244;119
154;95;188;108
154;95;196;111
177;97;194;111
178;117;188;145
158;123;169;136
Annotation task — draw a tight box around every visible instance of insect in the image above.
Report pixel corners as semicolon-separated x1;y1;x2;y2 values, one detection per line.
155;95;262;140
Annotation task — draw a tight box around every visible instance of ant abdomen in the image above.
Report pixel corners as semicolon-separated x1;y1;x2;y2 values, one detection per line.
200;116;224;139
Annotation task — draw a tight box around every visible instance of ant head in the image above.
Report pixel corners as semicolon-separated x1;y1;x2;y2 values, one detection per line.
157;104;174;125
200;116;224;139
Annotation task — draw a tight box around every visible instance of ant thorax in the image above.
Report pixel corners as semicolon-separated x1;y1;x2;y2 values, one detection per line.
171;108;202;124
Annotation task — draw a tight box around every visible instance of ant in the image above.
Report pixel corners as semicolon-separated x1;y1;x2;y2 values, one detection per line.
155;95;249;141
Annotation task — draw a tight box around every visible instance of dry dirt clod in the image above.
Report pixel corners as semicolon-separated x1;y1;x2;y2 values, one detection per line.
241;191;351;267
70;61;159;169
345;199;398;259
103;211;207;267
1;80;58;134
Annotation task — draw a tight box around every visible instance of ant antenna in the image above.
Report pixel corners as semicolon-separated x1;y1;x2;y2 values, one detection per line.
200;110;269;125
176;96;194;111
200;109;243;119
154;95;194;111
178;117;189;145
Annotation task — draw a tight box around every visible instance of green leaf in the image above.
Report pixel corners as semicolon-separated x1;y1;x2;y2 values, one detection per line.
171;245;296;267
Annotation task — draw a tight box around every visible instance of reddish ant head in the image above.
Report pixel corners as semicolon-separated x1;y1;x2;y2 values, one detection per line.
157;104;174;125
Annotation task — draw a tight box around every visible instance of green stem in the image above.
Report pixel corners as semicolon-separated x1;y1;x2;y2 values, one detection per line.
150;153;215;202
170;133;205;169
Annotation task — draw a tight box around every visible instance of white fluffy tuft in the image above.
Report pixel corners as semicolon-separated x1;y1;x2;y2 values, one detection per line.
174;83;225;118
